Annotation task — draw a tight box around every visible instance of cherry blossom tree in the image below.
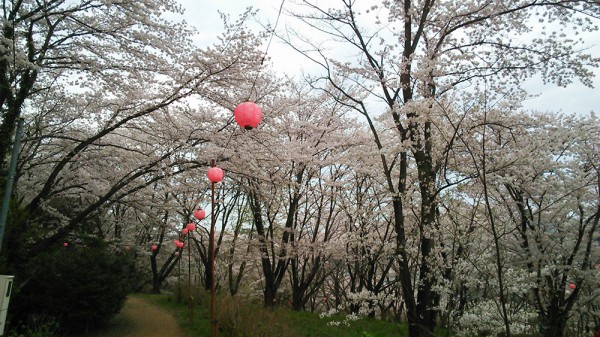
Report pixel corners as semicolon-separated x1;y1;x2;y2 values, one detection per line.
282;1;599;336
432;86;599;336
221;82;364;307
1;0;193;171
335;168;398;318
1;0;267;269
286;128;357;311
472;111;599;337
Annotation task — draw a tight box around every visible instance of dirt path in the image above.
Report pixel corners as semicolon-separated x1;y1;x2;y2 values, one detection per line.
84;295;184;337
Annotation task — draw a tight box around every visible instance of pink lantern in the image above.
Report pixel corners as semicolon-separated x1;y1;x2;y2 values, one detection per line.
175;240;184;249
63;242;69;247
193;209;206;220
182;228;189;235
207;166;224;183
234;101;262;130
151;245;158;251
569;283;576;290
186;222;196;232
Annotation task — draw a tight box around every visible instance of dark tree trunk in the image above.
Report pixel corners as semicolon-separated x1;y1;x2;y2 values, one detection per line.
248;175;299;307
250;188;287;307
227;259;245;296
150;250;180;294
540;309;568;337
150;252;160;293
290;255;326;311
291;290;305;311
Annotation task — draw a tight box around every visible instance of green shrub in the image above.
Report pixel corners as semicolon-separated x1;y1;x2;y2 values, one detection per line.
8;237;136;334
6;313;61;337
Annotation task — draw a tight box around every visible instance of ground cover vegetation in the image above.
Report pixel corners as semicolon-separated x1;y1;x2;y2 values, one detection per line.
0;1;599;337
151;290;412;337
148;291;537;337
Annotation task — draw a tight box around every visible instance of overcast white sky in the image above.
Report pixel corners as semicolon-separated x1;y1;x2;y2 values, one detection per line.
175;0;599;115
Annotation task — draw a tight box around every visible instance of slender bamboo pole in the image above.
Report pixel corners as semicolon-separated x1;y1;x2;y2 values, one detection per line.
177;249;181;302
210;160;218;337
188;231;193;322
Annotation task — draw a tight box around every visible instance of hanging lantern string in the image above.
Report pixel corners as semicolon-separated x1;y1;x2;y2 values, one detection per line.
261;0;285;66
215;111;241;162
248;0;286;101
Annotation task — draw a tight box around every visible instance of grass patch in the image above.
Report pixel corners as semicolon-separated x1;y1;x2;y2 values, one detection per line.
136;293;539;337
146;291;410;337
144;293;211;337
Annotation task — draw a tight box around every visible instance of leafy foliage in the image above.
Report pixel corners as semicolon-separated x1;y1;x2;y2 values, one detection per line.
8;237;136;334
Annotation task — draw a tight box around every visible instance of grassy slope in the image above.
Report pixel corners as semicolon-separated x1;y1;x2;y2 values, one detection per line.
146;293;411;337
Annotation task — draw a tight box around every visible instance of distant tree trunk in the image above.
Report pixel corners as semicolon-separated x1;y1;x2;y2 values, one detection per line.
228;258;246;296
149;211;174;294
539;299;570;337
203;255;212;291
290;288;305;311
248;182;295;307
251;196;284;307
150;249;180;294
226;193;250;296
290;255;327;311
150;252;161;293
188;235;210;291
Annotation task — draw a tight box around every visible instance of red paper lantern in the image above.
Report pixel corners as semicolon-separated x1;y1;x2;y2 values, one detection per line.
186;222;196;232
234;101;262;130
151;245;157;251
175;240;184;248
193;209;206;220
63;242;69;247
569;283;576;289
182;228;189;235
207;166;224;183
